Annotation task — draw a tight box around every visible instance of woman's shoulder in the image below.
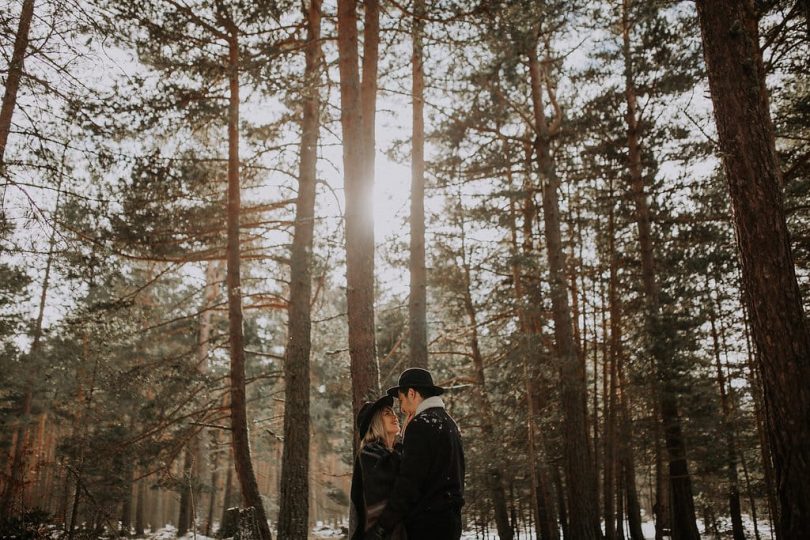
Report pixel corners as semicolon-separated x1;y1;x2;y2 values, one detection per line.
360;441;399;467
360;440;390;458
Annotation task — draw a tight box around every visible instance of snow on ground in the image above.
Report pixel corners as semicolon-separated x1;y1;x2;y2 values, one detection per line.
135;514;772;539
134;524;217;540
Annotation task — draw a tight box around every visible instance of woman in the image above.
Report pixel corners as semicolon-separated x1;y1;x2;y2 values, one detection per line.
350;395;407;540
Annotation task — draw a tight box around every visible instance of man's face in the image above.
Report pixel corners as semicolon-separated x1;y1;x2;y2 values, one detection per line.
397;389;417;416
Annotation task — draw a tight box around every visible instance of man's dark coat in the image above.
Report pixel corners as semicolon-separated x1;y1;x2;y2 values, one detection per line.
375;404;465;538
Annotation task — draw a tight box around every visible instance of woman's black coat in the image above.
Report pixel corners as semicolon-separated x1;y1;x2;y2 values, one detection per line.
350;441;403;540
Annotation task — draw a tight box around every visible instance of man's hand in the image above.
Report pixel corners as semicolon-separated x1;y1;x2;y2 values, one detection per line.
363;524;390;540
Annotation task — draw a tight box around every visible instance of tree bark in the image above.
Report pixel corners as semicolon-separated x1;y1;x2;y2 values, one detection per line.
696;1;810;537
277;1;322;537
620;2;700;538
527;41;599;540
224;27;272;540
337;0;380;416
0;0;34;178
408;0;428;370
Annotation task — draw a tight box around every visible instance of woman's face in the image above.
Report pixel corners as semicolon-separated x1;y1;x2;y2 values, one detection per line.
380;406;400;436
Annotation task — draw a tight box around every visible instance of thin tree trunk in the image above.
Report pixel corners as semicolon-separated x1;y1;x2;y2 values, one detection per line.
2;164;63;517
224;27;272;540
0;0;34;177
177;445;194;535
527;40;599;540
456;202;512;540
742;301;777;540
337;0;380;417
205;440;220;537
277;2;321;537
620;3;700;538
603;201;618;540
607;185;644;540
705;278;745;540
696;2;810;537
134;477;145;536
120;458;133;534
220;450;235;529
180;260;220;535
508;196;558;540
615;462;625;540
553;463;569;539
408;0;428;370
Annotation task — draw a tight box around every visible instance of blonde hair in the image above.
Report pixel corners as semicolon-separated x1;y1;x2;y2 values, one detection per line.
360;407;391;451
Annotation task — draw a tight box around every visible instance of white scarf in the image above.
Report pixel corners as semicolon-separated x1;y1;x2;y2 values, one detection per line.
415;395;445;416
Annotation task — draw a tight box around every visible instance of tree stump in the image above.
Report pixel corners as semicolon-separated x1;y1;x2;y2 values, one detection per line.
234;506;260;540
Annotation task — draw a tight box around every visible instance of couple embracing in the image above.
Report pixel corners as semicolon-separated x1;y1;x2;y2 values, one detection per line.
350;368;466;540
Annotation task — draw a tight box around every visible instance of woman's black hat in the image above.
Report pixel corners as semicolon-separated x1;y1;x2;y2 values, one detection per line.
356;394;394;439
386;367;445;398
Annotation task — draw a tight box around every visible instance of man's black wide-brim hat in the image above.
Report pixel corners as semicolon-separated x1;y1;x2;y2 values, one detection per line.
386;367;445;398
357;394;394;439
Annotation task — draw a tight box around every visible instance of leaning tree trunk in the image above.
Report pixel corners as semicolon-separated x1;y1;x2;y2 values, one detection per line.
408;0;428;369
224;27;272;540
621;2;700;538
696;2;810;537
527;41;600;540
277;1;322;537
0;0;34;176
337;0;380;416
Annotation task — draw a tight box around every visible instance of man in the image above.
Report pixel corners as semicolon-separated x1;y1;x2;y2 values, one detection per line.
365;368;465;540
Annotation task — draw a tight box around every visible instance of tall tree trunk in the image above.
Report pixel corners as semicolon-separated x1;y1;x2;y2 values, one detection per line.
742;303;777;540
457;204;513;540
696;2;810;537
120;455;133;534
607;184;644;540
224;27;272;540
603;197;619;540
337;0;380;416
508;195;558;540
527;41;599;540
706;278;745;540
220;450;235;530
408;0;428;369
618;362;644;540
205;439;220;537
0;0;34;178
620;3;700;538
180;260;220;535
177;444;195;535
277;2;322;537
134;476;145;536
2;167;62;517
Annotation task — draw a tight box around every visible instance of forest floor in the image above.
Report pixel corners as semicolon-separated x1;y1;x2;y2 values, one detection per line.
131;515;772;540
